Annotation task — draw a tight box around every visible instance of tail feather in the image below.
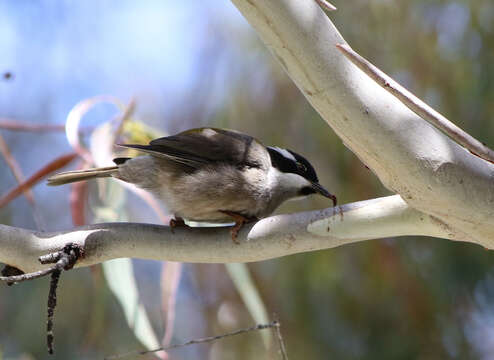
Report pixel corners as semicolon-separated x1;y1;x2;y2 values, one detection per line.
47;166;119;186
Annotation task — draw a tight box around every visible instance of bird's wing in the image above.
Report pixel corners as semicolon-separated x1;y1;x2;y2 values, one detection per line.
117;128;268;169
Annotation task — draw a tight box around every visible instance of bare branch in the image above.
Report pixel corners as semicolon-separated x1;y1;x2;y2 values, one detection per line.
335;43;494;164
0;132;46;229
105;321;282;360
0;119;66;132
0;243;82;283
0;133;35;204
273;317;289;360
46;269;61;354
0;196;463;274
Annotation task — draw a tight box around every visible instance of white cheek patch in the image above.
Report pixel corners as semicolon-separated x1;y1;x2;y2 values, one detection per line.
279;172;312;189
268;167;311;191
268;146;296;162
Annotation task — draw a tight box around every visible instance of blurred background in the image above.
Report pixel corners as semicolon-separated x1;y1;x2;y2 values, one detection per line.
1;0;494;359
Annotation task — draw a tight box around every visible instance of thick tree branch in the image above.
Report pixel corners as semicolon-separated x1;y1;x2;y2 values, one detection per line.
0;196;462;273
230;0;494;247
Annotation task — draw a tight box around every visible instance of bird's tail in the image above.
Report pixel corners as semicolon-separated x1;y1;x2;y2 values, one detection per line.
47;166;119;186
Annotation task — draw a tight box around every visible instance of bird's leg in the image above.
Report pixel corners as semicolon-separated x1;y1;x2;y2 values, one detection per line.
219;210;258;244
169;216;188;233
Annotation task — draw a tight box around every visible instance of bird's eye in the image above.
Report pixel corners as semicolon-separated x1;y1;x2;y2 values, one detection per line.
296;162;307;172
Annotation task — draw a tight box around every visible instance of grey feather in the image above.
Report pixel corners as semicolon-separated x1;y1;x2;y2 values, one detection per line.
118;128;268;170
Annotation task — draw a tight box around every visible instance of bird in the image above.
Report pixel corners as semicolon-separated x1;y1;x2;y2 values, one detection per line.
47;127;336;241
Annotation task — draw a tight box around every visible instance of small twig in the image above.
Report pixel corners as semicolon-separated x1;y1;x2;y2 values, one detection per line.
315;0;337;11
47;269;61;354
336;43;494;164
39;250;64;265
1;265;25;286
0;243;82;284
0;119;94;133
105;321;281;360
0;133;35;204
0;266;59;283
0;132;45;230
0;244;83;354
273;320;289;360
0;119;65;132
45;244;82;354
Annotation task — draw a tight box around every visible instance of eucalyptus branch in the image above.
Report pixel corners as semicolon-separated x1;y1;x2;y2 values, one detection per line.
230;0;494;246
0;196;462;274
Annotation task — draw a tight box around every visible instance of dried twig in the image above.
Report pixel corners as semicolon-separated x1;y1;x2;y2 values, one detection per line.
315;0;337;12
0;119;94;133
45;244;82;354
47;269;61;354
0;133;35;204
0;152;78;208
0;243;83;354
0;119;66;132
105;321;283;360
0;265;59;283
1;265;24;286
336;43;494;164
0;243;82;283
0;132;46;229
273;320;288;360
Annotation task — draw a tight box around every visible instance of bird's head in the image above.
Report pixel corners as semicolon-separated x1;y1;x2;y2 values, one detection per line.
266;146;337;206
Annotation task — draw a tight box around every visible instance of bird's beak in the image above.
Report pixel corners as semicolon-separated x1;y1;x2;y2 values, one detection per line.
312;182;337;207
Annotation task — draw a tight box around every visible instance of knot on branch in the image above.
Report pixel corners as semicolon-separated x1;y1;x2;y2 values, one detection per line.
1;242;84;355
39;242;84;270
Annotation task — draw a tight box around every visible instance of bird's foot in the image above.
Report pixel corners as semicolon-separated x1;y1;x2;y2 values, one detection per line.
169;217;188;233
219;210;258;244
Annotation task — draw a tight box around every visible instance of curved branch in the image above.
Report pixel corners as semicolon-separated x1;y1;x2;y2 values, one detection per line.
335;43;494;164
230;0;494;246
0;196;462;273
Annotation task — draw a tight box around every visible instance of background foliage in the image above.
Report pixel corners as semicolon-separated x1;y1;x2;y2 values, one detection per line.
1;0;494;359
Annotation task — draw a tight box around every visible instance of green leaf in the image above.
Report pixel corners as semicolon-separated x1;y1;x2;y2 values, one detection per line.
102;259;161;351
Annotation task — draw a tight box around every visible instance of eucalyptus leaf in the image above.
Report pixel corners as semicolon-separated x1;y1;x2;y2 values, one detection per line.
103;259;161;352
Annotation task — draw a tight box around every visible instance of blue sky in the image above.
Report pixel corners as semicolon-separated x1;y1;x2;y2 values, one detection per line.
0;1;248;126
